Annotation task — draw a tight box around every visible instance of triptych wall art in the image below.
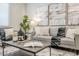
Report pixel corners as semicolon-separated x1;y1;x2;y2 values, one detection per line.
37;3;79;26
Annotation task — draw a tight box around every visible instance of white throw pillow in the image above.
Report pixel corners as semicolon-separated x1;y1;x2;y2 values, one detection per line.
66;28;75;39
74;28;79;34
4;28;14;37
49;27;58;36
35;27;49;36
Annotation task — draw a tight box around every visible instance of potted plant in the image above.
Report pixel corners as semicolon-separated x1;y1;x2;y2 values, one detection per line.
20;15;30;40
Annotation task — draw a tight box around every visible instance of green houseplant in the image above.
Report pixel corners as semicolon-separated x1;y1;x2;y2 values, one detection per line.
20;15;30;39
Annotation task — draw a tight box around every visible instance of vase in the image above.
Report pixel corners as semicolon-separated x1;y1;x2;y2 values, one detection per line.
18;28;24;36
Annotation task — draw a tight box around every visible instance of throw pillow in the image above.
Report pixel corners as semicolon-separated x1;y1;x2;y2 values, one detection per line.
66;28;75;39
49;27;58;36
4;28;14;40
35;27;49;36
74;28;79;34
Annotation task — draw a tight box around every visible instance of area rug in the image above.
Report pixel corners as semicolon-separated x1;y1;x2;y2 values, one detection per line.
0;46;76;56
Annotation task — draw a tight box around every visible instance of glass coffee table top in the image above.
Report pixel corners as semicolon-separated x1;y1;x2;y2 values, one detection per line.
3;40;50;53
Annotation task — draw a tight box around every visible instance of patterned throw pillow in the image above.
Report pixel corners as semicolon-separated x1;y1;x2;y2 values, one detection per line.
57;27;66;37
66;28;75;39
4;28;14;41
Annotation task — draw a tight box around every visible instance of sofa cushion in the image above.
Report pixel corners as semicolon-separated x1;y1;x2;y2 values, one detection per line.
35;27;49;36
33;36;52;40
33;36;52;43
61;37;74;46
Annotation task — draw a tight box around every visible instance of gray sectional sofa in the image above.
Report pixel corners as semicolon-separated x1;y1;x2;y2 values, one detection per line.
33;26;79;55
0;26;79;55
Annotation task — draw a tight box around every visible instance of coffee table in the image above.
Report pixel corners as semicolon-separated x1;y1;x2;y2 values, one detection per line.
2;40;51;56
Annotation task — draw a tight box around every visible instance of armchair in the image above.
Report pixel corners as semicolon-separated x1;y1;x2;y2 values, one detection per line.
51;27;79;55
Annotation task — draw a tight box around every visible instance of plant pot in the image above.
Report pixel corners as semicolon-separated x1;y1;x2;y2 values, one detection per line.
23;35;27;40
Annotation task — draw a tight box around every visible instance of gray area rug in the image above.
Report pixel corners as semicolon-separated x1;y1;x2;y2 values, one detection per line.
0;46;77;56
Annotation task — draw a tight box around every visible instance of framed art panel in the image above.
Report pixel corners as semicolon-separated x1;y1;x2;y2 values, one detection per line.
36;5;48;26
49;3;66;25
68;3;79;25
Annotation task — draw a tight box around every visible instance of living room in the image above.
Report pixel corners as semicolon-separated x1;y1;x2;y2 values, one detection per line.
0;3;79;56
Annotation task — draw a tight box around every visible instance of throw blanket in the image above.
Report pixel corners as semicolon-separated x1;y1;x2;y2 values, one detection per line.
51;27;66;46
51;36;61;46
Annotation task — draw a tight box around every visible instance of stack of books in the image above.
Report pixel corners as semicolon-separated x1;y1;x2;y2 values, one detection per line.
24;41;43;47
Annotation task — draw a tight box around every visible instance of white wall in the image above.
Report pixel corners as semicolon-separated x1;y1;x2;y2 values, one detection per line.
9;3;26;30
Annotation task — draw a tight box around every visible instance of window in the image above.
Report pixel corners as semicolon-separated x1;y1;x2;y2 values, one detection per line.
0;4;9;26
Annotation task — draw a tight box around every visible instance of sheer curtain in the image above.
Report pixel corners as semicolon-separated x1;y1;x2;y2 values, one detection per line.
0;4;9;26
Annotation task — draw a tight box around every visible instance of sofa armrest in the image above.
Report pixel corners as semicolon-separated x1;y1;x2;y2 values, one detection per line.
74;34;79;50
